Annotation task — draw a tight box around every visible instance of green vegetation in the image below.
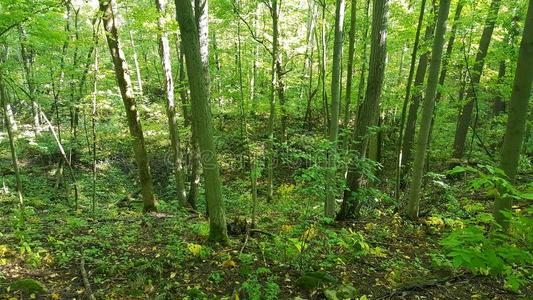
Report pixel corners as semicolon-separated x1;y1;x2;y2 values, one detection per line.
0;0;531;298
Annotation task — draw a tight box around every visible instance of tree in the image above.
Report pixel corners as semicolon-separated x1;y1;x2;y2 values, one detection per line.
99;0;157;212
395;0;427;200
0;49;23;208
495;0;533;229
325;0;346;217
452;0;502;159
266;0;280;202
342;0;358;132
337;0;388;220
401;0;437;172
155;0;188;208
175;0;229;243
407;0;452;219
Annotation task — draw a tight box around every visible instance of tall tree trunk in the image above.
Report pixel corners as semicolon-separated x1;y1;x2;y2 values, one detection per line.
394;0;426;200
319;2;329;132
435;0;464;104
176;0;229;243
342;0;358;129
234;0;246;140
337;0;388;220
250;7;260;113
325;0;346;217
303;1;317;126
351;0;370;129
0;56;24;208
91;21;100;213
99;0;157;212
495;0;533;229
156;0;188;208
266;0;280;202
401;0;437;173
453;0;502;159
406;0;452;219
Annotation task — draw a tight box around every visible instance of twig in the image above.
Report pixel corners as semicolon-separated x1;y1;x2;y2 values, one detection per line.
232;2;273;56
239;231;250;255
80;249;97;300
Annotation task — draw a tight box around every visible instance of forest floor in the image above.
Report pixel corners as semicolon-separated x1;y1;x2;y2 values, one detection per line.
0;130;531;299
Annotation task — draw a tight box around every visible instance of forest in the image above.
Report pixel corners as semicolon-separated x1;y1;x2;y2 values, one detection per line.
0;0;531;298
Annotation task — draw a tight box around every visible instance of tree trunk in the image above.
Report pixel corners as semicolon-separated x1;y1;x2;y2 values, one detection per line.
325;0;346;217
495;0;533;229
406;0;452;219
266;0;280;202
401;0;437;173
99;0;157;212
176;0;229;243
0;58;24;208
394;0;426;200
337;0;388;220
453;0;502;159
155;0;188;208
342;0;358;129
435;0;464;104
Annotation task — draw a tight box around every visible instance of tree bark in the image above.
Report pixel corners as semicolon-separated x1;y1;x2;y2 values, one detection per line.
266;0;280;202
326;0;346;217
155;0;188;208
453;0;502;159
407;0;452;219
394;0;426;200
337;0;388;220
99;0;157;212
176;0;229;243
401;0;437;173
342;0;358;130
0;59;24;208
495;0;533;229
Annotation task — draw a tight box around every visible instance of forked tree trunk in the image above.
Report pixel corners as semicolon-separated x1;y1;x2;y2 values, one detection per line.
337;0;388;220
99;0;157;212
407;0;452;219
176;0;229;243
155;0;188;208
496;0;533;229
